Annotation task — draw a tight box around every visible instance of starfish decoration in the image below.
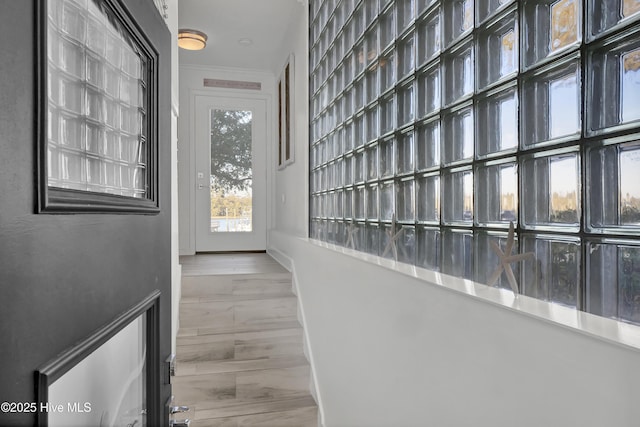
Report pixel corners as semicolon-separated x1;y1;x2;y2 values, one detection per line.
381;214;404;261
488;221;535;296
345;221;358;249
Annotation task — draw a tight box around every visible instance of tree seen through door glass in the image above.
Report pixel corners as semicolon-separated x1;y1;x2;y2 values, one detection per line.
209;109;253;232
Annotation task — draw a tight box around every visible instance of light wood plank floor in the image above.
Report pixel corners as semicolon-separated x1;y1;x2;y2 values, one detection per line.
174;253;318;427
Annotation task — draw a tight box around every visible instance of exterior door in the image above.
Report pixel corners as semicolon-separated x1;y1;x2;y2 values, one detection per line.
194;95;267;252
0;1;172;426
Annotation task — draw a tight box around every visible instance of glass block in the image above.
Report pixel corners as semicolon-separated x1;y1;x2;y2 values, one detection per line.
380;180;395;220
366;68;378;105
336;189;345;218
417;173;440;222
397;226;417;264
354;185;366;219
354;113;365;148
328;220;342;245
417;0;438;15
354;77;365;111
474;231;519;289
380;5;396;49
521;152;580;228
104;161;120;188
354;40;366;76
365;106;379;142
326;190;335;217
60;150;84;184
442;168;474;224
327;161;336;189
397;82;415;126
417;10;441;66
59;113;84;149
416;226;441;271
476;161;518;225
417;64;440;118
476;86;518;157
442;105;474;165
588;39;640;134
354;149;365;183
587;141;640;230
397;130;415;174
366;25;379;67
60;0;87;43
345;186;354;218
442;41;474;106
337;125;346;156
345;153;354;183
353;1;365;38
443;0;474;47
416;118;440;170
335;156;345;187
366;223;381;255
521;235;581;308
344;49;355;82
85;87;104;122
105;32;122;68
365;0;378;28
477;0;515;24
587;241;640;324
60;77;84;115
442;230;474;279
379;52;396;92
521;60;581;147
335;33;344;63
398;34;415;80
380;94;396;134
476;11;518;90
522;0;581;68
380;137;396;177
367;183;379;220
397;178;416;221
343;87;354;121
60;37;85;79
366;143;379;181
85;122;103;155
397;0;416;32
589;0;640;40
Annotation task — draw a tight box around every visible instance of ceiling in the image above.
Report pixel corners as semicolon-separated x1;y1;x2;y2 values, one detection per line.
177;0;303;73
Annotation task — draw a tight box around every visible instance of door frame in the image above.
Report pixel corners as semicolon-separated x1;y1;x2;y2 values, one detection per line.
187;88;274;253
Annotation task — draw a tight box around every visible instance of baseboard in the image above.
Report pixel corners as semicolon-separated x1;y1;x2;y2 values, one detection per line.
267;246;326;427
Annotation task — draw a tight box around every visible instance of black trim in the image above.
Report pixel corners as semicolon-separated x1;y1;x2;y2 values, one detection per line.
36;0;160;214
35;290;161;427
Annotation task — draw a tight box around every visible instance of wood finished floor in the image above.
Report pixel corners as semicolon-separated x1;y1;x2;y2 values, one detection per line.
174;253;318;427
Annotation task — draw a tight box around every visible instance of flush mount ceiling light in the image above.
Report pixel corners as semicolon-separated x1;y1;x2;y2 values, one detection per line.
238;38;253;46
178;29;207;50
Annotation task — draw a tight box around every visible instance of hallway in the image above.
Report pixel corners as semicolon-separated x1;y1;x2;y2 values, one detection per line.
172;253;318;426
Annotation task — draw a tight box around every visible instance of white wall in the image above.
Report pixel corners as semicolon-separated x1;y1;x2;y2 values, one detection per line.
178;65;276;255
159;0;181;357
268;3;640;427
268;232;640;427
273;2;310;237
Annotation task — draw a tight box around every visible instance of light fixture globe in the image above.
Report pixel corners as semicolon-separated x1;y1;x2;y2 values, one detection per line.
178;29;207;50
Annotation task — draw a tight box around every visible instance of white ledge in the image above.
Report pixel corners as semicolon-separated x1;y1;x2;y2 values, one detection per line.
306;237;640;352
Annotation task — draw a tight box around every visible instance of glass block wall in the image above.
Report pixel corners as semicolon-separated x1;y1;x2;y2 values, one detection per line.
308;0;640;325
47;0;149;197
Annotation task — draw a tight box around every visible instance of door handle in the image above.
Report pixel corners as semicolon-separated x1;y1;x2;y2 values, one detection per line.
170;405;189;415
169;420;190;427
